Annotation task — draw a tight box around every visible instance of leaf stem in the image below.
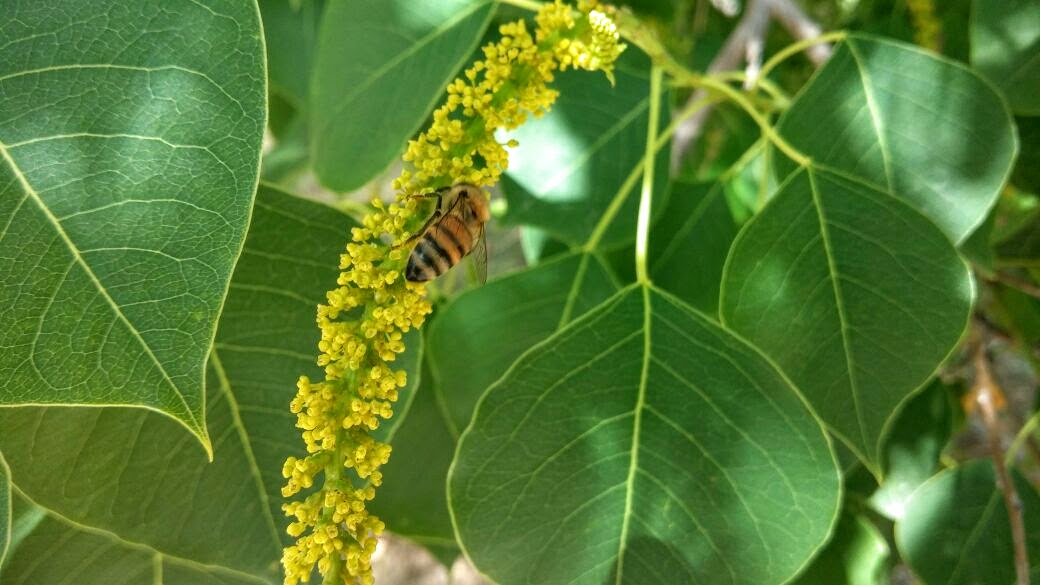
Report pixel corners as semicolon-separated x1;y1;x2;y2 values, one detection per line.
684;75;811;167
635;66;663;284
754;31;847;89
583;93;721;251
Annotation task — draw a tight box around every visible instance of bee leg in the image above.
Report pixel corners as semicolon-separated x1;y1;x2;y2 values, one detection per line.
393;208;442;249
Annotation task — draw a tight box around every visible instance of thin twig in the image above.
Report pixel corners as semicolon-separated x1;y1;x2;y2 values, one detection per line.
972;337;1030;585
669;0;833;169
995;271;1040;301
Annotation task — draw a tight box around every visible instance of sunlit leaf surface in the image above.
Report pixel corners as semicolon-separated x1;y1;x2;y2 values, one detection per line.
451;285;840;585
502;52;670;247
310;0;494;191
0;186;419;580
777;34;1016;243
0;0;267;446
721;167;972;473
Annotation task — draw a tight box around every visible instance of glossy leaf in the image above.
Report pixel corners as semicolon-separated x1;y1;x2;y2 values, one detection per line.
0;186;419;579
868;380;952;520
971;0;1040;115
777;34;1016;243
649;181;739;314
310;0;495;191
1;495;265;585
791;514;889;585
502;52;671;247
720;167;973;473
450;285;840;585
428;252;618;435
897;460;1040;585
0;0;267;447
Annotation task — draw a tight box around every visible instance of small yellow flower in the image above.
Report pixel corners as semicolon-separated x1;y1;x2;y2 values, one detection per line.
281;3;623;584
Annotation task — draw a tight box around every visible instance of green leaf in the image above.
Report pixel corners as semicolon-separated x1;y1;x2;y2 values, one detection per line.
649;181;740;314
1;494;265;585
777;33;1017;243
720;167;973;474
310;0;495;191
868;380;952;520
0;186;420;579
896;459;1040;585
260;0;325;108
502;52;671;247
790;514;890;585
428;251;618;435
0;0;267;448
0;455;8;570
370;361;459;566
449;285;840;585
971;0;1040;115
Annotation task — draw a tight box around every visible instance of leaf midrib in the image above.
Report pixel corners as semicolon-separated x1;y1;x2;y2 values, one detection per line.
8;484;274;585
208;350;283;557
613;285;651;585
805;169;872;460
0;139;205;440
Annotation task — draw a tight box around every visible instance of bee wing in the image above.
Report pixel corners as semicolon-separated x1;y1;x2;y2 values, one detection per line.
471;223;488;285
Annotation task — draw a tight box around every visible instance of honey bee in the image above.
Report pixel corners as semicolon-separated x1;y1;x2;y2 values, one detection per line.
404;183;489;284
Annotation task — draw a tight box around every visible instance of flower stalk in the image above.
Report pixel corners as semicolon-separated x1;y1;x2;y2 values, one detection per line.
280;3;625;584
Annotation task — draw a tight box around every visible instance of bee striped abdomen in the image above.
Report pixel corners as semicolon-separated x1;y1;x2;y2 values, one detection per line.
406;219;470;282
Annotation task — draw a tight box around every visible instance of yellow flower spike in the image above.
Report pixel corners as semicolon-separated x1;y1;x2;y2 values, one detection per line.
281;3;621;584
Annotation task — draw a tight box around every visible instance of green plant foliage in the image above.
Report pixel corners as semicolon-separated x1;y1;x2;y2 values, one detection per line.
791;514;890;585
428;251;618;434
896;460;1040;585
971;0;1040;115
776;34;1017;243
450;285;840;585
0;186;419;581
501;52;671;247
0;0;266;449
310;0;495;191
721;167;973;473
369;362;459;566
260;0;326;109
1;495;264;585
868;380;952;520
648;181;739;314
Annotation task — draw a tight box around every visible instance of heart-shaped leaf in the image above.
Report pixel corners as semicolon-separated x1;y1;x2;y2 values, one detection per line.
721;167;972;474
428;251;618;434
310;0;495;191
0;0;267;448
450;285;840;585
896;460;1040;585
0;186;420;579
776;34;1016;243
502;52;671;247
972;0;1040;115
